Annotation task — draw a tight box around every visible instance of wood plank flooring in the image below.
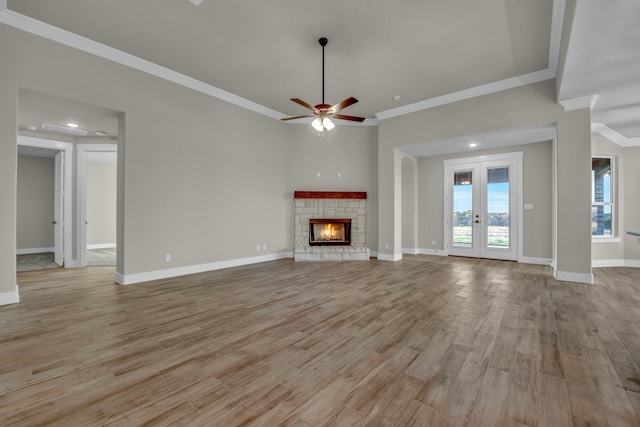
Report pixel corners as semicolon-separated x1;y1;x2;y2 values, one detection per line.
2;255;640;426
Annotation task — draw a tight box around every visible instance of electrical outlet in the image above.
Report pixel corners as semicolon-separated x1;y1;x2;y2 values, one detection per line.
385;243;390;250
263;244;267;250
256;244;260;251
431;240;436;246
165;254;171;262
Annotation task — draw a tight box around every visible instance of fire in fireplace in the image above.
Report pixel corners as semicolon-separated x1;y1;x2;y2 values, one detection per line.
309;218;351;246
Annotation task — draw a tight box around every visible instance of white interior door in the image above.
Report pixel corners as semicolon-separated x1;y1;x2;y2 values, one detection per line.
53;151;64;266
445;154;520;261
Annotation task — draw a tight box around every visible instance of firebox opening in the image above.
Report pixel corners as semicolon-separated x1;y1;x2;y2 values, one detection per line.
309;218;351;246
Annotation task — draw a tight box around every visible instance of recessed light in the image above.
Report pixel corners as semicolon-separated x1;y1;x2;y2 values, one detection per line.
469;143;478;147
66;122;79;128
27;125;37;131
393;95;401;101
95;131;108;137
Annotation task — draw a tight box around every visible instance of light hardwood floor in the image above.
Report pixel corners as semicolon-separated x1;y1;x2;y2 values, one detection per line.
2;256;640;426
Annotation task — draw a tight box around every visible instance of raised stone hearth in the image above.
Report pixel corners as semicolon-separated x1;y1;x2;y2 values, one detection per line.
294;191;370;261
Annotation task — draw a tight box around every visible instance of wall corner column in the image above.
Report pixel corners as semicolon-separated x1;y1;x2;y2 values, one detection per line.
554;108;593;283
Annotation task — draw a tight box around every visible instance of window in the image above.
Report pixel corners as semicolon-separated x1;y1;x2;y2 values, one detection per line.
591;157;615;237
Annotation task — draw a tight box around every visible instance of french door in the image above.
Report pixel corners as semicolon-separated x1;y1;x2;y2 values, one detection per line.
444;153;521;261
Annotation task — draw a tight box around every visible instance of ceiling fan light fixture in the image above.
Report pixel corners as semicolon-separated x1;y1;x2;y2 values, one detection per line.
312;118;324;132
282;37;365;130
323;118;335;130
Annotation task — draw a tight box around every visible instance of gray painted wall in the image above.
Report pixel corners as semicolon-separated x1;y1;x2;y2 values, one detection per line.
378;80;593;280
415;141;553;259
16;155;54;250
285;124;378;251
0;26;290;294
87;158;117;246
623;146;640;261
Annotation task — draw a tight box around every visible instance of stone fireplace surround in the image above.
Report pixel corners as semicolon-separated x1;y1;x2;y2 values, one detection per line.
294;191;370;261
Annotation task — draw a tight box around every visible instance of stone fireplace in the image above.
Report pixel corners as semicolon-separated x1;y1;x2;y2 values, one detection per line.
294;191;370;261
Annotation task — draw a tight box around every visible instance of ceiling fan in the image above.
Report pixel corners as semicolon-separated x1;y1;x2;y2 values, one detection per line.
281;37;365;131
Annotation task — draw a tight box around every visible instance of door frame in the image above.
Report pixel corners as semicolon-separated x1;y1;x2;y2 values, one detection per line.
443;151;523;261
17;136;74;267
77;143;118;267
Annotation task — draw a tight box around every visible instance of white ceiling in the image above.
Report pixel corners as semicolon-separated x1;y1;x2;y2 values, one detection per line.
3;0;639;151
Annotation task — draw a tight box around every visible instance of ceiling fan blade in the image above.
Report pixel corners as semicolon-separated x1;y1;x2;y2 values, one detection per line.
290;98;315;111
331;97;359;113
281;115;313;121
333;113;365;122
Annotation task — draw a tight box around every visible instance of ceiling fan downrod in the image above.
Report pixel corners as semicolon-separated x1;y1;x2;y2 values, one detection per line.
319;37;327;105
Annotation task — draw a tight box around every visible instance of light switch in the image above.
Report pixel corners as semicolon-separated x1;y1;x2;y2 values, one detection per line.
524;203;534;210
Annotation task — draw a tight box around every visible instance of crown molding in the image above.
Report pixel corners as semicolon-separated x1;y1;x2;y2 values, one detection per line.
376;0;565;121
559;94;599;111
1;0;565;127
0;6;283;121
592;123;640;147
376;68;555;120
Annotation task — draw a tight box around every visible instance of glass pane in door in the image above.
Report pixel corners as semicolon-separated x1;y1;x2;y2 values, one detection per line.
486;167;509;248
453;171;473;247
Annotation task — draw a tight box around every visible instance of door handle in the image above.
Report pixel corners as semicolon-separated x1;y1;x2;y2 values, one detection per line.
474;220;480;223
51;221;57;224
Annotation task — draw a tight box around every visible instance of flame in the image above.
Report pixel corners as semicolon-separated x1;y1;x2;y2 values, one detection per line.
321;224;336;240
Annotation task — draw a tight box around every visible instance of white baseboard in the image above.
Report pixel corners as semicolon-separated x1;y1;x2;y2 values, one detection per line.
115;251;293;285
87;243;116;250
16;247;54;255
0;285;20;305
378;253;403;262
519;256;554;266
402;248;420;255
417;248;448;257
592;259;640;268
592;259;626;268
402;248;448;256
555;269;594;284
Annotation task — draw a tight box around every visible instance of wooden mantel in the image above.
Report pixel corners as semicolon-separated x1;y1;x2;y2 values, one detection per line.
294;191;367;199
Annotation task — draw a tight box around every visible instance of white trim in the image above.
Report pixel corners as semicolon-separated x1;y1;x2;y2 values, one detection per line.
0;1;565;125
16;247;55;255
417;248;448;257
592;237;622;244
443;151;524;166
554;270;594;284
444;152;523;261
592;259;625;268
87;243;116;250
377;253;403;262
519;256;554;266
0;286;20;306
592;259;640;268
17;136;74;268
592;123;640;148
559;95;599;111
0;8;283;121
625;260;640;268
114;251;293;285
402;248;420;255
376;69;554;120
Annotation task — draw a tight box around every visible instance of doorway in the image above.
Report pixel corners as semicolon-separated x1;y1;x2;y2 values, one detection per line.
77;144;118;267
17;136;73;270
444;152;522;261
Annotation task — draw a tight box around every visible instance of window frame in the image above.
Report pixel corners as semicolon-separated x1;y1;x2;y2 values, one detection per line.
591;155;618;242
